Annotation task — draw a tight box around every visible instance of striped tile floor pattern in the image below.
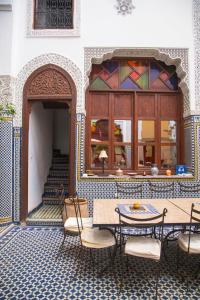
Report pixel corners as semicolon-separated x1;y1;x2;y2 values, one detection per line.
26;205;63;226
0;226;200;299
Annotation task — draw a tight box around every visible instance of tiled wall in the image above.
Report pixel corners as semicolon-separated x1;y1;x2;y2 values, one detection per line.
0;114;200;223
0;120;13;225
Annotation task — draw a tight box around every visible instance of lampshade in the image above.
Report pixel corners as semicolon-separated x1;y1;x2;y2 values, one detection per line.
99;149;108;159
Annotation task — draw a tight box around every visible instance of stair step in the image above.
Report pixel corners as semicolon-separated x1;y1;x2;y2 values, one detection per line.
42;197;66;205
47;177;68;183
49;170;69;177
51;165;69;170
52;156;69;164
44;182;68;188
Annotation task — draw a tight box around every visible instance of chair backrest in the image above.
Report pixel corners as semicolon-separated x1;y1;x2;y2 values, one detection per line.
116;182;143;199
187;203;200;253
179;182;200;194
56;184;65;216
70;194;86;243
148;181;174;198
115;206;167;240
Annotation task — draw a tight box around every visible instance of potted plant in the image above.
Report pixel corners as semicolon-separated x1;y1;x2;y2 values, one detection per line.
0;102;16;121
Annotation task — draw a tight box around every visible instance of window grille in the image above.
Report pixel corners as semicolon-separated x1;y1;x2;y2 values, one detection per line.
34;0;73;29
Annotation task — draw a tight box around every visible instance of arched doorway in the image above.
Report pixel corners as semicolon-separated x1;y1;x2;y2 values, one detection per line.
21;64;76;221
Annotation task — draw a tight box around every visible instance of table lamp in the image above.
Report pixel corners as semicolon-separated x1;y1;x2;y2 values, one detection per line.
99;149;108;176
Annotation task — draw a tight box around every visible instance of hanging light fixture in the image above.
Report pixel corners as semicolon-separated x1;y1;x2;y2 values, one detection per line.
115;0;135;16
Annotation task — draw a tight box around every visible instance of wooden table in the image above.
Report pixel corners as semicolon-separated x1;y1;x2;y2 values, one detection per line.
168;198;200;215
93;199;192;227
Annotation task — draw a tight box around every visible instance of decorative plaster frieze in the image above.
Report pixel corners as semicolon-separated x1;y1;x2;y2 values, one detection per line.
27;0;80;37
193;0;200;112
84;47;190;116
0;75;13;105
14;53;83;126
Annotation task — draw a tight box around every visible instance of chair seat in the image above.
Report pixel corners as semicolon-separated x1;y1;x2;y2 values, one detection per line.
178;233;200;254
125;236;161;261
81;228;116;249
64;217;93;233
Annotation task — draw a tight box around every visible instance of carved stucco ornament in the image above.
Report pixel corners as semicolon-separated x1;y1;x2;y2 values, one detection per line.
115;0;135;15
29;69;72;96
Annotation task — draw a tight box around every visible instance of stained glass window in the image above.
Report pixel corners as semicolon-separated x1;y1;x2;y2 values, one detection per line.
90;59;179;91
34;0;73;29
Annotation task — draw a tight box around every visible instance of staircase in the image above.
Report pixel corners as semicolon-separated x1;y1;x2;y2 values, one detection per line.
42;149;69;205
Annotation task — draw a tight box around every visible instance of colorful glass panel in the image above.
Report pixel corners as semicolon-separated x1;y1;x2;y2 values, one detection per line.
128;60;148;74
102;60;119;73
150;62;161;81
120;62;132;83
160;71;169;81
90;77;110;90
99;69;110;81
151;78;168;90
90;59;178;91
106;71;119;89
120;77;140;90
130;71;140;81
91;65;103;79
136;72;148;89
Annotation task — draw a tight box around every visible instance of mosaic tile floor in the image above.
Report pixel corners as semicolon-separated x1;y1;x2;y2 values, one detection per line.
26;204;62;226
0;226;200;300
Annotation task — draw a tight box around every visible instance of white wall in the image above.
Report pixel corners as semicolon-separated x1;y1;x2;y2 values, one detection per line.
53;109;69;155
0;0;195;106
28;103;53;213
0;10;12;74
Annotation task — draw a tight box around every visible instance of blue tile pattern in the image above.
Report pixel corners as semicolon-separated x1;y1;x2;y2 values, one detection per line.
13;127;21;222
0;226;200;299
0;120;13;224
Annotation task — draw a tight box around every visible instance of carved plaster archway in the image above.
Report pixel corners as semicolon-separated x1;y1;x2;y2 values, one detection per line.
84;47;190;116
14;53;83;127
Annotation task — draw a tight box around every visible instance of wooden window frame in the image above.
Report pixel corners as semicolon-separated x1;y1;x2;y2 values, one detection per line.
86;58;184;175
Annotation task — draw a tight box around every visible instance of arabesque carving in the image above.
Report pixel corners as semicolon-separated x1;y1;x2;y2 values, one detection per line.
14;53;82;126
29;69;72;96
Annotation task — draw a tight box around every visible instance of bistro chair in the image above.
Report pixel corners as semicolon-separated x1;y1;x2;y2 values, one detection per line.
177;203;200;283
178;182;200;196
115;206;167;299
148;181;174;198
60;195;93;247
71;195;117;273
56;184;65;216
115;182;143;199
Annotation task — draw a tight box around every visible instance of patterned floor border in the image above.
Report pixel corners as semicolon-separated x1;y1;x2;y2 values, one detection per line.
0;226;200;299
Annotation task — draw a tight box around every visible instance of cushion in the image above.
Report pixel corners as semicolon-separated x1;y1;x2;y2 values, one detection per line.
64;217;93;233
81;228;116;249
178;233;200;254
125;236;161;261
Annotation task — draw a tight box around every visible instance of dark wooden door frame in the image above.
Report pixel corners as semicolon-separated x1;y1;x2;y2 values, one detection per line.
21;64;76;221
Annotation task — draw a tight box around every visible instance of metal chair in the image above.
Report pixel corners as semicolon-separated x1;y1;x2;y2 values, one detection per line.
148;181;174;198
177;203;200;284
60;194;93;249
115;206;167;299
71;195;117;274
115;182;143;199
178;182;200;195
